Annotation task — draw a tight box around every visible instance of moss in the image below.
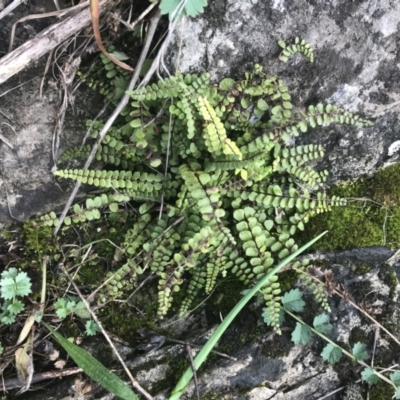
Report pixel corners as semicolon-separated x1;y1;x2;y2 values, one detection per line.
368;379;396;399
21;221;60;265
353;263;373;275
100;292;160;345
204;277;246;324
278;270;300;294
349;327;368;345
302;163;400;250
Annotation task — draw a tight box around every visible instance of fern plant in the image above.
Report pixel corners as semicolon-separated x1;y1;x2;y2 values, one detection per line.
52;47;372;332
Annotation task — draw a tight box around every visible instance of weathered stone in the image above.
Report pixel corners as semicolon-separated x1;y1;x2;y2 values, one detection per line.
166;0;400;185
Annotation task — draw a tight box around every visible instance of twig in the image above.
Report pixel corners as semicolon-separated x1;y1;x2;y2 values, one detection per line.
0;0;25;22
0;0;96;85
168;338;237;362
81;100;111;146
0;76;40;99
8;4;89;53
59;264;154;400
186;344;200;400
316;364;400;400
39;50;54;98
53;8;162;235
127;1;158;30
0;167;24;222
0;127;14;150
0;367;83;391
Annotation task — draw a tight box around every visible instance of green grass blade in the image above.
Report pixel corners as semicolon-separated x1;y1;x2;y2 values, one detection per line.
42;322;139;400
169;231;327;399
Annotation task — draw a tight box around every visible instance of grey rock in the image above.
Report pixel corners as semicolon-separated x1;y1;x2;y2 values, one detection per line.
166;0;400;185
17;247;399;400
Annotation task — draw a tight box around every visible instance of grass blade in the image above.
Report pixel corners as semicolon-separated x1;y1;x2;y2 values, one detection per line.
42;322;138;400
169;231;327;399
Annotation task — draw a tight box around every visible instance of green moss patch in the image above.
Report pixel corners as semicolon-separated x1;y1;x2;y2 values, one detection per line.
303;163;400;250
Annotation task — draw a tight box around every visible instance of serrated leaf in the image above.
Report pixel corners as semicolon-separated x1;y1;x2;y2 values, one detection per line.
361;367;379;385
313;314;333;335
109;51;129;61
391;371;400;386
160;0;207;19
281;289;305;312
74;301;91;319
184;0;208;17
291;322;312;345
7;300;24;315
1;267;19;280
0;271;32;299
43;322;139;400
85;320;99;336
1;313;15;324
321;343;342;364
352;342;369;361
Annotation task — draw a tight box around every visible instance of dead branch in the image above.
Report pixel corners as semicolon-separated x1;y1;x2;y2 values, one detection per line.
0;0;110;85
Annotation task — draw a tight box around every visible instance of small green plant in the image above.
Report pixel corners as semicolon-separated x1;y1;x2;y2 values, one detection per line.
262;288;400;398
160;0;208;20
54;296;99;336
0;268;32;325
54;296;90;319
278;37;314;63
49;39;372;334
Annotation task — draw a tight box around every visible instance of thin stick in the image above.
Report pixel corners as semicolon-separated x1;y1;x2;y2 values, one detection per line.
0;0;24;21
9;8;79;53
53;8;162;236
59;264;154;400
186;344;200;400
128;1;158;29
0;0;95;85
39;50;54;98
168;338;237;361
0;367;83;390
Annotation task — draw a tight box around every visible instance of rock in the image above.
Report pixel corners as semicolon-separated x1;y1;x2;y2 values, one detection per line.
15;247;399;400
166;0;400;184
0;57;99;229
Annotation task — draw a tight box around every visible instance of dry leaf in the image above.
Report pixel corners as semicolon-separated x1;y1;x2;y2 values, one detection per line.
54;359;67;369
15;338;33;394
49;349;60;361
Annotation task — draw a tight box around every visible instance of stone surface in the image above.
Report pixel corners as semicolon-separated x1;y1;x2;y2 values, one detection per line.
0;0;100;229
15;246;400;399
2;1;400;399
0;66;98;229
166;0;400;185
